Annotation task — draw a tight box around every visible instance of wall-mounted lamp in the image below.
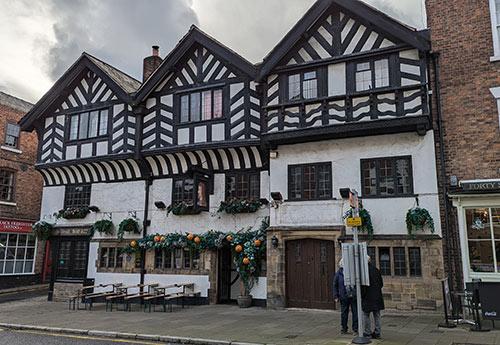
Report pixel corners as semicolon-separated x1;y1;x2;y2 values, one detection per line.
339;188;351;199
271;235;279;249
154;201;167;210
270;151;279;159
271;192;283;202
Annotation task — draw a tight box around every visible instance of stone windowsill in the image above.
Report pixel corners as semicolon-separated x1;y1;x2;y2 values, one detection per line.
0;201;17;207
0;145;22;154
490;55;500;62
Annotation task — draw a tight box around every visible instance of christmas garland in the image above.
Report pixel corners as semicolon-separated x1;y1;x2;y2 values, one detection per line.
32;221;54;240
55;206;100;220
117;218;141;240
343;207;374;238
406;207;435;238
167;202;201;216
217;198;264;214
88;219;114;237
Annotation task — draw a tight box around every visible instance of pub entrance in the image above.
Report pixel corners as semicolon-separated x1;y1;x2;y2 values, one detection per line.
285;239;335;309
217;246;233;303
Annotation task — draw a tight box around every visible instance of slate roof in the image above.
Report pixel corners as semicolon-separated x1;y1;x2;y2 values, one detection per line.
0;91;33;113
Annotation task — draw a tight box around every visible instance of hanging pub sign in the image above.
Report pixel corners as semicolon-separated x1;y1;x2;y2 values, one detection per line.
0;219;33;233
460;180;500;192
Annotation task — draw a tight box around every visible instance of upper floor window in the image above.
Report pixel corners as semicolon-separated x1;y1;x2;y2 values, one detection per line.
68;109;108;141
489;0;500;59
173;176;209;210
355;59;390;92
288;71;318;101
4;123;20;148
180;89;223;123
226;172;260;200
361;156;413;198
288;162;332;201
0;169;15;202
64;184;91;208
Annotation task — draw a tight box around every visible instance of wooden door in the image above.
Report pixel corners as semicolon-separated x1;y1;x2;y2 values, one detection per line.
54;237;89;280
286;239;335;309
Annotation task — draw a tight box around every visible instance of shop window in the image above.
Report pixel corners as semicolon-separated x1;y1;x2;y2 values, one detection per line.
288;162;332;201
466;208;500;273
0;233;37;275
0;169;15;202
354;58;390;92
69;109;108;141
287;70;318;101
180;88;223;123
226;172;260;200
393;247;407;276
409;247;422;277
379;247;391;276
64;184;91;208
4;123;20;148
99;247;123;269
361;156;413;198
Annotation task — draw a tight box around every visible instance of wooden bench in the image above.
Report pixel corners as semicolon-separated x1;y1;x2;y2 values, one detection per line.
84;283;123;310
143;284;176;313
123;283;159;311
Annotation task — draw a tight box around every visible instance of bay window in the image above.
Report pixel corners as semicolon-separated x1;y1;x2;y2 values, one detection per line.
180;89;223;123
172;173;210;211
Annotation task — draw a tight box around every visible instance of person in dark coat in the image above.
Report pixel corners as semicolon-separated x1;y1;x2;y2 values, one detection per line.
333;259;358;334
361;257;384;339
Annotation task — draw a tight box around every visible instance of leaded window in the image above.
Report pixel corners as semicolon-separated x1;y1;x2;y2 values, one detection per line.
379;247;391;276
288;162;332;201
226;172;260;200
0;233;36;275
0;169;15;202
68;109;108;141
99;247;123;269
361;156;413;198
288;71;318;101
155;248;199;270
180;89;223;123
64;184;91;208
355;58;390;92
172;176;209;211
409;247;422;277
393;247;407;276
4;123;20;148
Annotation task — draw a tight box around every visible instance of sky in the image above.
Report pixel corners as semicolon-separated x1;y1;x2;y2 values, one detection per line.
0;0;425;104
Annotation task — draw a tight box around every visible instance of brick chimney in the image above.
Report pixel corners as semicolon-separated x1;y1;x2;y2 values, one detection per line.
143;45;163;82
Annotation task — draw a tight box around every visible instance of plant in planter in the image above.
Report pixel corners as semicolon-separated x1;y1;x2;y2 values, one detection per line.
406;207;435;238
217;198;264;215
167;202;201;216
117;218;141;240
32;221;54;240
343;207;374;238
88;219;114;237
55;206;100;220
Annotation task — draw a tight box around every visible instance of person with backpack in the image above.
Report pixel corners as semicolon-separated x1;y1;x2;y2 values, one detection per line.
333;258;358;334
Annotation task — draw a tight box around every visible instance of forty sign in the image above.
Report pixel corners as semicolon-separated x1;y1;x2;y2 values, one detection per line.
461;180;500;192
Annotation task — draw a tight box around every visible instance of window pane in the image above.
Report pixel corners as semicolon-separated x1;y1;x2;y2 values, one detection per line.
24;261;33;273
0;248;5;260
317;164;331;199
99;109;108;136
5;124;20;147
183;179;194;205
8;234;17;247
375;59;390;88
0;261;3;274
27;235;36;247
154;250;163;269
396;159;412;195
173;180;184;203
379;247;391;276
16;248;25;260
213;90;223;118
4;261;14;274
492;208;500;239
116;252;123;268
226;175;237;199
288;74;301;101
197;181;208;208
174;249;182;269
0;170;15;202
69;115;78;140
190;92;201;122
5;248;14;260
393;247;406;276
192;250;200;270
362;161;377;196
183;248;191;269
379;159;395;196
14;261;23;273
356;63;372;91
181;95;189;123
25;248;35;260
409;247;422;277
78;112;89;139
303;78;317;99
303;166;317;200
100;248;108;267
108;248;115;268
202;90;212;120
466;208;491;240
0;234;7;246
468;241;495;272
289;166;302;200
249;173;260;200
164;250;172;269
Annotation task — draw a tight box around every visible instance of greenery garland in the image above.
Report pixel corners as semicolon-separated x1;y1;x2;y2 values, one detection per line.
32;221;54;240
88;219;114;237
117;218;141;240
217;198;264;215
55;206;100;220
343;207;374;238
406;207;435;238
167;202;201;216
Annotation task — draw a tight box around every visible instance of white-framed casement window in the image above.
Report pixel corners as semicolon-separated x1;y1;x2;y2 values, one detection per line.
489;0;500;61
489;87;500;128
0;233;37;275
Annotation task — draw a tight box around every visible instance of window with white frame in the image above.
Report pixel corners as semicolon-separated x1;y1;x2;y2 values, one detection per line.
0;233;37;275
465;208;500;273
355;59;390;92
489;87;500;128
4;123;20;148
489;0;500;59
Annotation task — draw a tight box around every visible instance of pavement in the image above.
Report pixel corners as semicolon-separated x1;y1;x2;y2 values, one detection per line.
0;297;499;345
0;284;48;304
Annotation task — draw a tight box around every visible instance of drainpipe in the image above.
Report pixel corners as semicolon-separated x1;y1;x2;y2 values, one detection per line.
140;176;152;290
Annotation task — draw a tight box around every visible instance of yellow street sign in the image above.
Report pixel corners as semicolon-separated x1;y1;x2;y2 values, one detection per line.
346;217;362;227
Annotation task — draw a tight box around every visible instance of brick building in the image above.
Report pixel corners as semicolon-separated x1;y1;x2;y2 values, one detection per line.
0;91;45;288
426;1;500;289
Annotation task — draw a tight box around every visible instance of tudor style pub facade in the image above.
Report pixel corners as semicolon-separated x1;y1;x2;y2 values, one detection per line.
21;0;445;310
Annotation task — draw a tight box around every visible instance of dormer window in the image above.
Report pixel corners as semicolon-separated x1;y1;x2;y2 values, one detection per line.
288;71;318;101
180;88;223;123
68;109;108;141
355;58;390;92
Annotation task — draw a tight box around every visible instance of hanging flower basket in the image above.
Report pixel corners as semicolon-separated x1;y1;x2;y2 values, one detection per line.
117;218;141;240
32;221;54;240
88;219;114;237
55;206;100;220
406;207;435;238
343;207;374;238
167;202;201;216
217;198;264;214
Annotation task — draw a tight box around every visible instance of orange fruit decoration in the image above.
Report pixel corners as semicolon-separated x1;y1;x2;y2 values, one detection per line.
194;236;201;244
226;235;233;242
254;239;262;247
130;240;138;248
235;245;243;253
160;236;166;242
187;233;194;241
242;257;250;265
154;235;161;242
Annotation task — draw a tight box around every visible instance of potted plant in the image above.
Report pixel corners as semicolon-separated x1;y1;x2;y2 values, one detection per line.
32;221;54;240
88;219;114;237
117;218;141;240
406;207;435;238
217;198;265;215
55;205;100;220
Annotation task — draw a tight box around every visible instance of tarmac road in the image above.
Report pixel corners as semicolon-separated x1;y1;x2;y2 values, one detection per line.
0;329;165;345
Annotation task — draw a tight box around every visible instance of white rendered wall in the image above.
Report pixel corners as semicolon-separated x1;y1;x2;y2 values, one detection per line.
269;131;442;236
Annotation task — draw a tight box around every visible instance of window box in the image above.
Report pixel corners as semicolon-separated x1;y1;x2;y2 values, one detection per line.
55;205;100;220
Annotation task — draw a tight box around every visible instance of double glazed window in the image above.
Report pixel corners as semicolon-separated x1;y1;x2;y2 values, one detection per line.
0;169;15;202
180;89;223;123
288;71;318;101
99;247;123;269
226;172;260;200
154;248;200;270
466;208;500;273
173;176;209;210
64;184;91;208
288;162;332;201
4;123;20;148
355;59;390;92
361;156;413;198
69;109;108;141
0;233;36;275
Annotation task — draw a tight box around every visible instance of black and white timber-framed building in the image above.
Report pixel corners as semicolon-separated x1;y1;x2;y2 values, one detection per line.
20;0;445;310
